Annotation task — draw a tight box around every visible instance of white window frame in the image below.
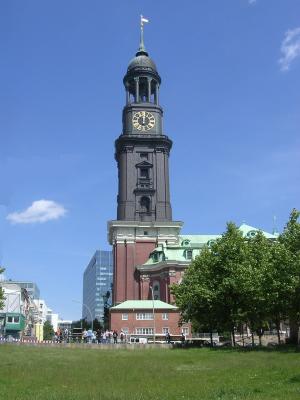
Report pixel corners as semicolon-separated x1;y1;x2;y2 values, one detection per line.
136;327;154;335
162;313;169;320
182;327;189;336
162;327;169;334
122;313;128;321
136;313;153;320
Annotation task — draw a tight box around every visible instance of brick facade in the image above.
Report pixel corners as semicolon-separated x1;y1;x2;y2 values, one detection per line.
110;308;191;338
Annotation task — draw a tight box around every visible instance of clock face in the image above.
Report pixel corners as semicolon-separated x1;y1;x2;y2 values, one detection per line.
132;111;155;132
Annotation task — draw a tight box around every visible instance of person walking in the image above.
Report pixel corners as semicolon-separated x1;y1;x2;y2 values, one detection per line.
113;330;118;344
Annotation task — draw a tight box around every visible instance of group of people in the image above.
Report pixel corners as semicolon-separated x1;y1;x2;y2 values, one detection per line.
54;328;69;343
82;329;126;344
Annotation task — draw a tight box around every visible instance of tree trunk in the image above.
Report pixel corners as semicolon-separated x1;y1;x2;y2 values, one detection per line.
289;318;299;345
210;331;213;347
251;332;255;347
258;334;262;346
276;321;281;345
231;327;236;347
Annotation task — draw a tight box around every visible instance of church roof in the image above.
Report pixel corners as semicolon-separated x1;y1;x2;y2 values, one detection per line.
127;54;158;73
141;224;278;267
110;300;177;310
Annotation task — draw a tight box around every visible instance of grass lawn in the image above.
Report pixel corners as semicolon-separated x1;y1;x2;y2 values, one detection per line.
0;345;300;400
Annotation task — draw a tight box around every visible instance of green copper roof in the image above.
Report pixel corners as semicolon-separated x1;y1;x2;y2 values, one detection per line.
111;300;177;310
238;223;278;239
141;224;277;267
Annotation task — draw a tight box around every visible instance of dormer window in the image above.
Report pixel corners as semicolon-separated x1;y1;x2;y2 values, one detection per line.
181;239;191;247
185;249;193;260
207;239;216;248
247;230;257;238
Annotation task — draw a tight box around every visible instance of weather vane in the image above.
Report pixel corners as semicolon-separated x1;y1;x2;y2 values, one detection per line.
139;15;149;52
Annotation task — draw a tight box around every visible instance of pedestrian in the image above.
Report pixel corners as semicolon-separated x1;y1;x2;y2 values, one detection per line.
166;332;171;344
102;331;106;344
120;330;125;343
96;329;102;344
181;332;185;347
82;329;88;343
113;330;118;344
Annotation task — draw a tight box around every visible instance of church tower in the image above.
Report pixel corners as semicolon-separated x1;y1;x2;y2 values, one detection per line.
108;20;182;304
116;26;172;222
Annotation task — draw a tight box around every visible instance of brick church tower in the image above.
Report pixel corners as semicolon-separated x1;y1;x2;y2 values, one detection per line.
108;23;182;305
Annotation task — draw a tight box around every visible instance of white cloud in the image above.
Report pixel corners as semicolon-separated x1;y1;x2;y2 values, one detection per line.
248;0;257;5
7;200;67;224
279;27;300;71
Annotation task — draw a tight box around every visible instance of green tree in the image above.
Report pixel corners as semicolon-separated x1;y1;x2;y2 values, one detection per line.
246;232;272;345
278;209;300;344
264;240;295;344
43;320;54;340
0;266;5;310
172;247;219;345
211;223;250;345
173;223;253;346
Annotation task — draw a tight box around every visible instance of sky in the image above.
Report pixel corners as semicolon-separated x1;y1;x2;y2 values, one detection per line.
1;0;299;320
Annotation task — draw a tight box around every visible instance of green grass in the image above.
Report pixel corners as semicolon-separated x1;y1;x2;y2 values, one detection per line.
0;345;300;400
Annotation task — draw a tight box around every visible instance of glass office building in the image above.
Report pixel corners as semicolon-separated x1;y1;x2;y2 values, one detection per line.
82;250;113;322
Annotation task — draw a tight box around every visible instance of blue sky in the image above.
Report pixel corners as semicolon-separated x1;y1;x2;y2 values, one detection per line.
1;0;299;320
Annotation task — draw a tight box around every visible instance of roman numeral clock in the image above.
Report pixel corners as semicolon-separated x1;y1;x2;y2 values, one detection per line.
132;111;155;132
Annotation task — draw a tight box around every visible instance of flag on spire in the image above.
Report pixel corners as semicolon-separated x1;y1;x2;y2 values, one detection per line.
141;15;149;26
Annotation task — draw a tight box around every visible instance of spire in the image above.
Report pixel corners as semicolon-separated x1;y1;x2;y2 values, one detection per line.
136;15;149;56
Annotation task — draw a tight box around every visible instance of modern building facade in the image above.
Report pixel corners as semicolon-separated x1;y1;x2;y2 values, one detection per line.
82;250;113;323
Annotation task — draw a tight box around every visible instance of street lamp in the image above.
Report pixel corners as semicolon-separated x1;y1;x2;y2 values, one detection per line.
149;286;155;345
72;300;94;332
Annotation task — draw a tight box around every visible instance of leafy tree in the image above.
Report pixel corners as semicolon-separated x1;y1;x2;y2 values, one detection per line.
43;320;54;340
172;247;219;345
246;232;272;345
211;223;250;346
278;209;300;344
0;266;5;310
264;240;295;344
173;223;252;346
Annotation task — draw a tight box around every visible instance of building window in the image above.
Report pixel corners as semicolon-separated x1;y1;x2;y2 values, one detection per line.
140;153;148;160
162;313;168;320
7;316;19;324
140;196;150;213
162;327;169;334
140;168;149;179
136;313;153;320
122;327;129;334
122;313;128;320
185;249;193;260
136;328;154;335
152;280;160;300
182;327;189;336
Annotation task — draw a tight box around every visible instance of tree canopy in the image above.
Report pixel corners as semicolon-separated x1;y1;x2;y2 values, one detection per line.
171;209;300;345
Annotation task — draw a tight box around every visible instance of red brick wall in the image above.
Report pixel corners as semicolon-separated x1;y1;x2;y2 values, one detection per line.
110;309;191;337
113;240;157;304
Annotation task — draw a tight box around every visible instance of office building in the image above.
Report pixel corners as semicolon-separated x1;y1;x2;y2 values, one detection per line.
82;250;113;323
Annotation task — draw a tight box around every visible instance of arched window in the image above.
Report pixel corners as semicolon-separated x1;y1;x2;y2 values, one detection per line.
140;196;150;213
